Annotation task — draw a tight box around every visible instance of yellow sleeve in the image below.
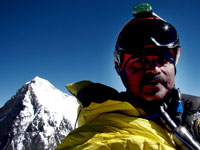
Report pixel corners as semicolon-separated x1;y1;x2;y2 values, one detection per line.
66;80;93;97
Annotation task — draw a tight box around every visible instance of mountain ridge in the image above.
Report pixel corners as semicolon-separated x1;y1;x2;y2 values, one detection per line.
0;76;79;150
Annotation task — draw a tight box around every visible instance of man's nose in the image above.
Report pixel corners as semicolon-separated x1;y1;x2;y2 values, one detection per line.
145;59;161;74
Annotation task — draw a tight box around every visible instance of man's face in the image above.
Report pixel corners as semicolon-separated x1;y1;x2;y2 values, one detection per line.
124;53;175;101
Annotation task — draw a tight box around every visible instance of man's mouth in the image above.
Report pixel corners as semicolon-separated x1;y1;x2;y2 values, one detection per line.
141;79;165;88
141;74;166;87
145;80;160;85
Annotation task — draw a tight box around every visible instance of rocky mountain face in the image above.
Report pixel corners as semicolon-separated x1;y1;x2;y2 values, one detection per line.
0;77;79;150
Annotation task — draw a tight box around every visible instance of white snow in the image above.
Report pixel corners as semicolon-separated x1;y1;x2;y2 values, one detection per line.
5;76;79;150
29;76;79;127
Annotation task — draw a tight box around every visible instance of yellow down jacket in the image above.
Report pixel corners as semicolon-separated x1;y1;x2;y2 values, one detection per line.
56;81;181;150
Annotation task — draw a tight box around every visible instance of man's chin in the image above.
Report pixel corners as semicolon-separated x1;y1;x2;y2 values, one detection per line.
140;86;168;101
141;94;164;101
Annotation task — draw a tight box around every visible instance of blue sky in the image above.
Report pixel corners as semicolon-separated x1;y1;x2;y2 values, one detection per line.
1;0;200;107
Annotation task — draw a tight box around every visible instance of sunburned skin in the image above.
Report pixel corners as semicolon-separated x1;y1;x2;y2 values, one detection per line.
125;55;175;101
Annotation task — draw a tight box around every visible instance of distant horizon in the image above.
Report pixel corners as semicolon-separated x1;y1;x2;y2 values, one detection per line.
1;0;200;107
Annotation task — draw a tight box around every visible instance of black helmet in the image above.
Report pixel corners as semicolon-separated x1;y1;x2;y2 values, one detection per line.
114;3;181;75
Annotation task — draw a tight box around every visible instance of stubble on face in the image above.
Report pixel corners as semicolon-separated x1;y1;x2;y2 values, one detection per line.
125;58;175;101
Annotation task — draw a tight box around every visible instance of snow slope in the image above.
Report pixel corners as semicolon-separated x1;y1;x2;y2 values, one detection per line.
0;76;79;150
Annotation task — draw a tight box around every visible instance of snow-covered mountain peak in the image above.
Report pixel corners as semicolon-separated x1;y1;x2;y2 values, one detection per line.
27;76;55;88
0;76;79;150
30;76;78;124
